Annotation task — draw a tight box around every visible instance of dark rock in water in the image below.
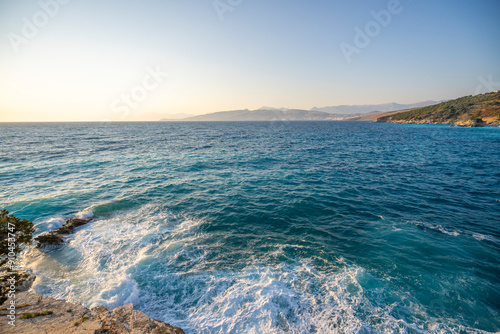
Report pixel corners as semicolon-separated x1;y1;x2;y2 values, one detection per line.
35;218;92;248
34;233;64;248
57;218;91;234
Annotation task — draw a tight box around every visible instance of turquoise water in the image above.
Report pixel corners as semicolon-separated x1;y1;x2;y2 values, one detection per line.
1;121;499;333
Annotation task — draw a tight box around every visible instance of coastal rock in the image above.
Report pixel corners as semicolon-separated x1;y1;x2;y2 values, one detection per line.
0;269;36;305
34;218;92;248
34;233;63;248
0;291;184;334
455;118;486;127
56;218;92;235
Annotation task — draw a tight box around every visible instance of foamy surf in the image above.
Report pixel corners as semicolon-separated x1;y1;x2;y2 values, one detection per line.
33;209;94;236
24;204;497;333
74;208;94;220
37;217;66;231
180;264;407;333
27;204;206;310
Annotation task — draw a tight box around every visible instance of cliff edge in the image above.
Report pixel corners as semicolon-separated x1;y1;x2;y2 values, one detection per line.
0;290;184;334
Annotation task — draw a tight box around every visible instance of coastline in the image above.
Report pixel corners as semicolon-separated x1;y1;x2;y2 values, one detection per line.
0;283;185;334
375;119;500;126
0;213;185;334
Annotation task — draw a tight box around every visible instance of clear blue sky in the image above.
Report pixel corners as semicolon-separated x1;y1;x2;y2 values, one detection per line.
0;0;499;121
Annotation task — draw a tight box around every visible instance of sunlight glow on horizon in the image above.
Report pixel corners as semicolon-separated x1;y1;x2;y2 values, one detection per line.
0;0;499;122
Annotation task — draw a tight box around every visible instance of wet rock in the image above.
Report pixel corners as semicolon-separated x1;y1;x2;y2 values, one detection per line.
34;233;63;248
34;218;92;248
56;218;92;235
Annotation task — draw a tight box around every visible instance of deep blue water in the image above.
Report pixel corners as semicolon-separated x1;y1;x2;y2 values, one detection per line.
1;121;499;333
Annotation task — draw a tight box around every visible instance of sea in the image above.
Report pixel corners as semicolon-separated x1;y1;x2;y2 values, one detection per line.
0;121;499;333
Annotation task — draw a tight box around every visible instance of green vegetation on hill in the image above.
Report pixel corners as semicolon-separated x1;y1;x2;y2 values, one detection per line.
377;91;500;125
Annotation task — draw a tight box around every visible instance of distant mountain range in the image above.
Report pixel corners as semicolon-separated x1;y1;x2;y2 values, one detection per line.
159;101;441;122
174;109;354;122
310;101;440;114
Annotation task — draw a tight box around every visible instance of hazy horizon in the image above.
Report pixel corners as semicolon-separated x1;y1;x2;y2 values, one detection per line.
0;97;445;122
1;0;499;121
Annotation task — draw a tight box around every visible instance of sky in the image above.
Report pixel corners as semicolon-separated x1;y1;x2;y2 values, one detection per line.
0;0;499;121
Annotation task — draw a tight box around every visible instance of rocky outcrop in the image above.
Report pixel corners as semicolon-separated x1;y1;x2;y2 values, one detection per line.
56;218;92;234
0;291;185;334
0;269;35;306
0;264;185;333
452;118;486;127
34;218;92;248
33;233;63;247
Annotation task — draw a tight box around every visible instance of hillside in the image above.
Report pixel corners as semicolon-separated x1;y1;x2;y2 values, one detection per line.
377;91;500;125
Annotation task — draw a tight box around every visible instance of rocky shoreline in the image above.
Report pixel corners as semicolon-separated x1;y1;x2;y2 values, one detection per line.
0;214;185;334
374;91;500;126
0;290;184;333
376;118;497;127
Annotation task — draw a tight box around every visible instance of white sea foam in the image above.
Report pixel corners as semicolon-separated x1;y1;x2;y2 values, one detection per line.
472;233;500;244
182;264;396;333
33;217;66;235
27;204;205;311
33;209;93;235
25;205;496;334
75;208;94;220
409;221;500;245
411;221;460;237
44;217;65;231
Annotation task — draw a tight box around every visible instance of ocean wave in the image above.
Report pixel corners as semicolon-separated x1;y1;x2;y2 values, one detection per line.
27;204;206;310
177;264;412;333
74;208;94;220
36;217;66;232
140;259;495;334
33;210;94;235
406;221;500;246
411;221;461;237
24;204;497;333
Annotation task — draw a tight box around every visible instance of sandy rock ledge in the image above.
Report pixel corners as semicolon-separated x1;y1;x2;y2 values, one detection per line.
0;291;184;334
